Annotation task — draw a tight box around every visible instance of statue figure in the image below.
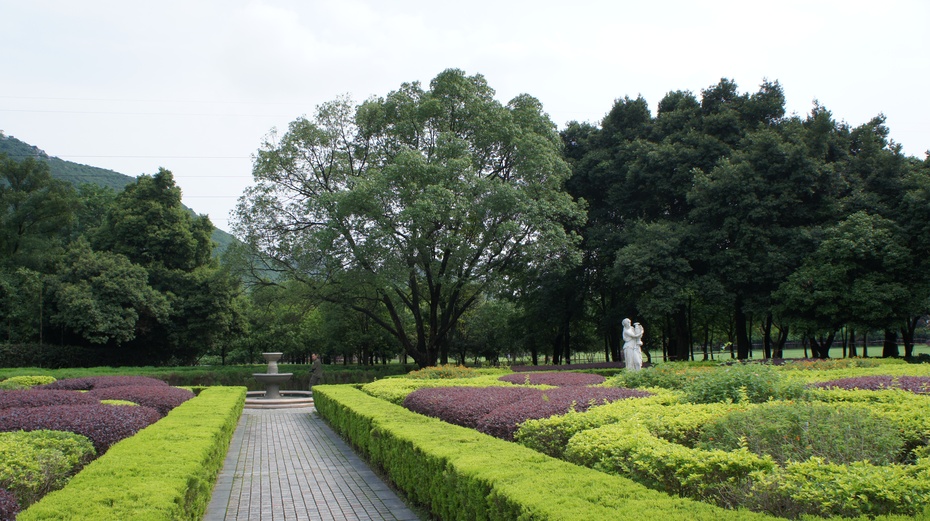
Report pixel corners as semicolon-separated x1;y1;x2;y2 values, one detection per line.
622;318;644;371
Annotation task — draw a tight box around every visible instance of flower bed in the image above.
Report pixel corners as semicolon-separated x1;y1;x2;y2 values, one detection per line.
86;385;194;416
810;375;930;394
510;362;625;372
0;390;98;410
404;384;652;441
403;386;540;429
0;404;161;454
0;488;18;521
498;371;605;386
38;375;169;391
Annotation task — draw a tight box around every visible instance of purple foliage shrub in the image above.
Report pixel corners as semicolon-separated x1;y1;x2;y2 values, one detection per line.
0;489;18;521
498;372;606;386
811;375;930;394
87;385;194;416
476;386;651;440
403;387;541;429
0;404;161;453
38;375;169;391
511;362;625;372
0;390;98;410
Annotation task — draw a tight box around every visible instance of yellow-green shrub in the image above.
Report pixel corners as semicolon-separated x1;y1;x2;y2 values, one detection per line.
18;386;245;521
0;376;56;390
564;419;775;502
514;388;681;458
361;374;529;405
0;430;95;507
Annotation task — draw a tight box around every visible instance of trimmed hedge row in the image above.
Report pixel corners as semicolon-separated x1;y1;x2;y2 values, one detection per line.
18;386;246;521
313;384;772;521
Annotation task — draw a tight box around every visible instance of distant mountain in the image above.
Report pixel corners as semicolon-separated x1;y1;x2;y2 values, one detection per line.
0;132;238;255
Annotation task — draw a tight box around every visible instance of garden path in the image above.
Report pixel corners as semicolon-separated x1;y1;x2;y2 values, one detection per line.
204;406;421;521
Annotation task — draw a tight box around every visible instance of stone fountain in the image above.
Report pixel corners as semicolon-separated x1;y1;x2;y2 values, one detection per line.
253;352;292;399
245;352;314;409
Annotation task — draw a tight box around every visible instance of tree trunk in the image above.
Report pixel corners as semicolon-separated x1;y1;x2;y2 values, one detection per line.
761;313;773;360
901;317;919;359
667;306;690;361
882;329;899;358
734;298;750;360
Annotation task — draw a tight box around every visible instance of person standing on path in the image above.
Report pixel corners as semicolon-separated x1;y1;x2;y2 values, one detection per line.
308;353;323;392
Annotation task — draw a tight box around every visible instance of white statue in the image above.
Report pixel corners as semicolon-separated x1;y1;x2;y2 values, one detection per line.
622;318;644;371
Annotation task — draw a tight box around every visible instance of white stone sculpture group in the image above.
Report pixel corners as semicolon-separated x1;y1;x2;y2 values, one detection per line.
622;318;644;371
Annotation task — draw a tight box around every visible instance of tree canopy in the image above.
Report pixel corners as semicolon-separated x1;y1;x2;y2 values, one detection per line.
234;69;585;367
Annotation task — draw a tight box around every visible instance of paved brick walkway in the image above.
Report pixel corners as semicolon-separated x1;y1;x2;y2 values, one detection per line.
204;407;421;521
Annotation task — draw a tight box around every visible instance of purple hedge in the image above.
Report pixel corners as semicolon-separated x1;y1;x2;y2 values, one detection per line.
87;385;194;416
38;375;169;391
403;387;541;429
403;385;652;441
0;489;18;521
0;404;161;453
811;375;930;394
510;362;625;372
476;387;652;440
498;372;606;386
0;390;98;410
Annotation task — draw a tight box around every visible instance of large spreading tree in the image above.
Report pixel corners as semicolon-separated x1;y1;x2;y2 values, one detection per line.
234;69;584;367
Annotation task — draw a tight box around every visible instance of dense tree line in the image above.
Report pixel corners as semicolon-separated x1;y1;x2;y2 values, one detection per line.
543;79;930;362
0;158;244;365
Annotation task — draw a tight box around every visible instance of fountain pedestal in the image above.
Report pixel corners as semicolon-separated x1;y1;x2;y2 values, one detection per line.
253;352;293;399
245;352;314;409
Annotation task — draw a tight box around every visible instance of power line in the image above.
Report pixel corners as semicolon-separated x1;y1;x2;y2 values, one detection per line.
0;95;308;106
0;108;291;117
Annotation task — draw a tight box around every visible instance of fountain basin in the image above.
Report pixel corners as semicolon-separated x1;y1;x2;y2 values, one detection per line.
245;390;314;409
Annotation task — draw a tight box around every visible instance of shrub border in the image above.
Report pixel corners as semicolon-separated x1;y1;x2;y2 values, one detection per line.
313;384;771;520
17;386;246;521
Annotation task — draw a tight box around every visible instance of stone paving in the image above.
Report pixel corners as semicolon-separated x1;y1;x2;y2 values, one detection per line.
204;407;422;521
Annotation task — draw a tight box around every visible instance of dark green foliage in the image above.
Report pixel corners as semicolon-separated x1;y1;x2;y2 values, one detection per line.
696;402;904;465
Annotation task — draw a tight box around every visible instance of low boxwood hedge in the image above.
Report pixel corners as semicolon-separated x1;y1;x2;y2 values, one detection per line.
313;384;772;521
17;386;245;521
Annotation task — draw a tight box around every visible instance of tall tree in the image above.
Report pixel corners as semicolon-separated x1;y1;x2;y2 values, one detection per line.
234;69;584;368
94;168;240;363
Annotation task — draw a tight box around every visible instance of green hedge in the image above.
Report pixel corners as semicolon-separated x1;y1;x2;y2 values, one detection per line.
18;386;245;521
313;384;772;521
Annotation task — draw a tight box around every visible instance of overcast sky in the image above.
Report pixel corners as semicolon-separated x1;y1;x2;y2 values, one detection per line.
2;0;928;233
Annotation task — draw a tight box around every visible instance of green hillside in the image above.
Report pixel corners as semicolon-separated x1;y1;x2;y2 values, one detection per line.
0;132;238;254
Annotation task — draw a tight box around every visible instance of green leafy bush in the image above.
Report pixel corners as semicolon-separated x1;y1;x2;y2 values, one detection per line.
697;402;904;466
607;363;710;390
682;363;806;403
0;430;95;507
0;376;56;390
406;364;479;379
